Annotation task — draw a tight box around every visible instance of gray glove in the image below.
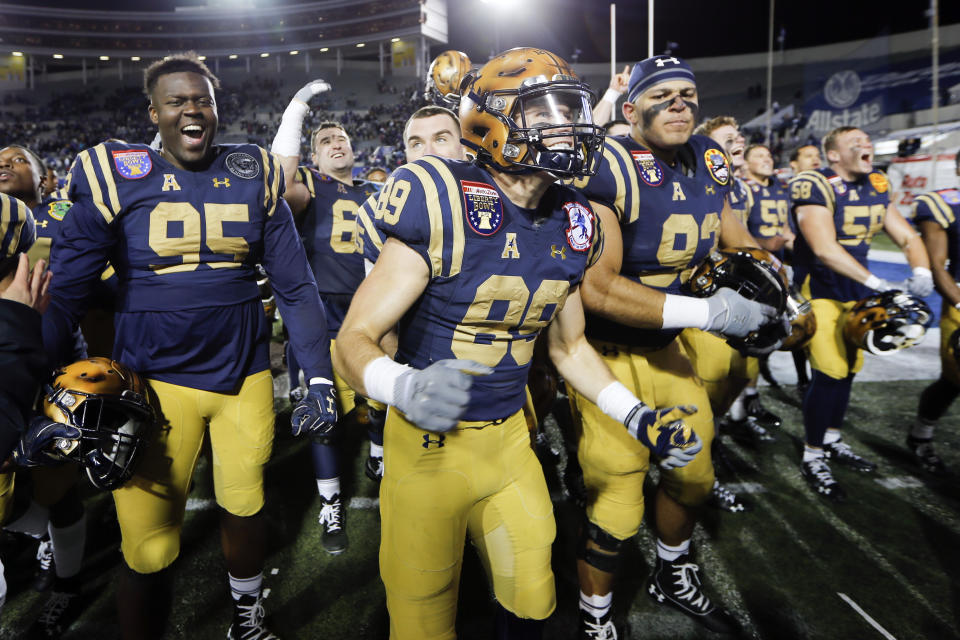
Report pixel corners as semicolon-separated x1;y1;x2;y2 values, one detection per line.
393;359;494;433
704;288;779;338
294;79;332;104
906;270;934;298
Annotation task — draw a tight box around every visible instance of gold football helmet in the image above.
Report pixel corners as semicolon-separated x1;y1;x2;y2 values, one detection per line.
425;50;472;109
43;357;156;490
459;47;604;177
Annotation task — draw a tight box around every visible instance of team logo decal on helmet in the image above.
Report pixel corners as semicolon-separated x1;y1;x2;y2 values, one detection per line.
703;148;730;185
631;150;664;186
563;201;594;252
42;357;157;490
843;291;932;356
112;150;152;180
461;180;503;236
425;50;473;110
459;47;605;178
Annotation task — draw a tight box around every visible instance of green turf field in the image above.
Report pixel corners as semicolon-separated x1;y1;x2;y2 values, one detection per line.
2;374;959;639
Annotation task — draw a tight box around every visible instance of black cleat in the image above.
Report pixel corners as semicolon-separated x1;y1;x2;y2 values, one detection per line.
364;456;384;483
318;494;347;555
32;537;55;593
801;458;846;502
727;416;776;444
228;593;280;640
823;440;876;472
647;554;738;634
907;436;947;476
744;394;782;429
28;579;85;639
579;608;618;639
708;480;751;513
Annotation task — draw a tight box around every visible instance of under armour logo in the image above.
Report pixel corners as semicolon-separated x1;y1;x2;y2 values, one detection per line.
655;57;680;67
550;244;566;260
212;177;231;188
422;434;445;449
705;185;716;195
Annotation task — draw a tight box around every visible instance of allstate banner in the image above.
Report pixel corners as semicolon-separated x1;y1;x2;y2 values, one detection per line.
804;44;960;133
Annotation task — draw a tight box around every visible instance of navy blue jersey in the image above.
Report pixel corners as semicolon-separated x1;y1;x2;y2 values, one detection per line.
790;167;890;302
915;188;960;281
728;177;751;228
745;177;791;261
0;192;34;261
355;191;383;266
27;194;72;264
374;156;603;421
296;167;379;337
574;134;731;348
43;142;331;391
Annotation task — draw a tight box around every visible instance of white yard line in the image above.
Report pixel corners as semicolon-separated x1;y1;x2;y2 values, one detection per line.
837;592;897;640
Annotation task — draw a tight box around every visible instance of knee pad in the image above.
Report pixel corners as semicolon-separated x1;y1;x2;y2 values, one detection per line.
577;520;623;574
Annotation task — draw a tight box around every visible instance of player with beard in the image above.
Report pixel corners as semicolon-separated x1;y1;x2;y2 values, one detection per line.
42;52;336;639
790;126;932;501
570;57;785;638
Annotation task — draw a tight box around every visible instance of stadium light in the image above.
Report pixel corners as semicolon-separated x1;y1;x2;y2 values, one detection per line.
229;54;238;59
260;53;269;58
99;55;109;61
11;51;22;57
320;47;329;52
356;43;365;48
131;56;140;61
289;50;299;55
391;37;400;43
198;55;206;60
52;54;63;59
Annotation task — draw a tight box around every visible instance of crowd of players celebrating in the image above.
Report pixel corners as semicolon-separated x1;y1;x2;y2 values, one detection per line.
0;43;955;640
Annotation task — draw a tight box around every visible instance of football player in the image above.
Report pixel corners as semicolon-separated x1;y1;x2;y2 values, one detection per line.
909;150;960;475
42;52;337;640
790;143;823;175
744;144;794;258
273;107;380;554
592;65;631;127
790;126;932;501
0;143;92;633
572;57;783;637
604;119;632;138
363;166;389;183
334;47;701;640
425;49;472;111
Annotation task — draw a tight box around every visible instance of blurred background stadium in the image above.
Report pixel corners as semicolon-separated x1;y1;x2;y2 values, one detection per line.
1;1;960;638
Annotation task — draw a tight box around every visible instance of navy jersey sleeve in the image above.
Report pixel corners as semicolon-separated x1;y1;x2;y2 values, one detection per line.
355;192;384;265
789;170;834;212
260;196;333;381
574;136;638;222
372;164;441;278
914;191;955;229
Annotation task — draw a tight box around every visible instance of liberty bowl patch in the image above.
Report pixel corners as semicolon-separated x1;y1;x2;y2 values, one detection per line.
461;180;503;236
226;152;261;179
703;148;730;185
112;150;152;179
631;150;663;186
563;201;593;252
942;189;960;205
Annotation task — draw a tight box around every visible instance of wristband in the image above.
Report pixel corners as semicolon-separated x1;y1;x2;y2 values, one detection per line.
863;274;883;290
596;381;642;424
308;377;333;386
270;100;309;157
912;266;932;278
601;88;621;105
362;356;412;406
661;294;710;330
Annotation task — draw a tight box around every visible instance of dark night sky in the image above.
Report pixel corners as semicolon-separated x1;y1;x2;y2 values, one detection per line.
8;0;960;62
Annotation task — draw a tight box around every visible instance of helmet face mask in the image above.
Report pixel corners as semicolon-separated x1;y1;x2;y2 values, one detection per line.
44;358;156;491
460;48;605;178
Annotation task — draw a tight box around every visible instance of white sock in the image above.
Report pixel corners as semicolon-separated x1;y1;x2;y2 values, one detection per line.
228;572;263;601
803;445;824;462
728;392;747;421
316;477;340;500
579;591;612;618
744;386;759;397
911;419;935;440
4;501;50;538
49;513;86;579
823;428;841;445
656;538;690;562
369;443;384;459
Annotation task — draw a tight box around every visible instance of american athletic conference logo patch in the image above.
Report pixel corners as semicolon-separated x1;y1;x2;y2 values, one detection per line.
630;150;663;186
461;180;503;236
563;202;593;252
112;150;152;179
703;148;729;185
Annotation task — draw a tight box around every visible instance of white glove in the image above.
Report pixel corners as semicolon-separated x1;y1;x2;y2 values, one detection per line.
906;267;934;298
294;79;332;104
703;288;779;338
